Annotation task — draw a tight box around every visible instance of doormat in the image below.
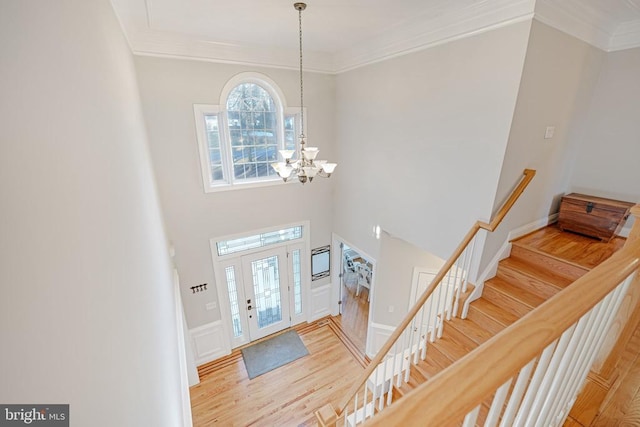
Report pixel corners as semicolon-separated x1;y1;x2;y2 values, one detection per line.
241;330;309;380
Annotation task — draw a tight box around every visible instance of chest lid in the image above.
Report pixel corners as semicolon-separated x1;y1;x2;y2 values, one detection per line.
562;193;634;214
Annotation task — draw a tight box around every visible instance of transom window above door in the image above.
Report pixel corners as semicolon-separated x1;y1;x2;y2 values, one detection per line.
194;72;303;192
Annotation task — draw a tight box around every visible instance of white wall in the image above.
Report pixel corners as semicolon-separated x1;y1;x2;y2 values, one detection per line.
134;57;336;329
0;1;185;426
332;21;532;263
374;233;445;326
569;46;640;229
480;20;605;271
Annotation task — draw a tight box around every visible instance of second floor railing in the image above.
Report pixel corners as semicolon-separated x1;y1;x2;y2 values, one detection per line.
366;217;640;426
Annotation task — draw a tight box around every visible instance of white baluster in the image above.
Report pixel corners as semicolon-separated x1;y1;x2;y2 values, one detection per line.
414;302;427;364
462;405;480;427
500;360;535;427
485;378;512;427
512;340;558;427
527;320;584;425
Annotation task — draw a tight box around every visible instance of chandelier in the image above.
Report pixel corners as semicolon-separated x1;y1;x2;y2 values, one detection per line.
272;2;337;184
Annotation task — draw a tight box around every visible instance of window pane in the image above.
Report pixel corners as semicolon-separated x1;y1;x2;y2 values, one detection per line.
225;266;243;338
217;226;303;256
204;115;224;183
284;115;297;151
251;255;282;329
292;249;302;315
226;83;279;181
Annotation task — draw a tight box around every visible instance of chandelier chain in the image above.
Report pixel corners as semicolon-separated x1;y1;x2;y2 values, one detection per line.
298;5;305;139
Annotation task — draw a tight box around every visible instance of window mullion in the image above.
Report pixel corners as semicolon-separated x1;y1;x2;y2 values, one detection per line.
220;109;234;185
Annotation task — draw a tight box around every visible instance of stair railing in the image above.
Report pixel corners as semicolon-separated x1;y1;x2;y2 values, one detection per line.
316;169;536;426
365;230;640;426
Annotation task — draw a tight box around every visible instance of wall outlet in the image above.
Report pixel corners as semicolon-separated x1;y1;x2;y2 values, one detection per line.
205;302;217;310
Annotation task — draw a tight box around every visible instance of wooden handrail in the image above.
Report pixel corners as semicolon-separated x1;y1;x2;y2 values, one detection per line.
334;169;536;416
478;168;536;231
365;238;640;426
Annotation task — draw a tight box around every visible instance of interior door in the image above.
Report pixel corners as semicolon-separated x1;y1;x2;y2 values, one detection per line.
241;247;291;340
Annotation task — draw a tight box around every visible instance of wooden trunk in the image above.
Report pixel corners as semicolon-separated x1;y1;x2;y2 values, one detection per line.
558;193;634;242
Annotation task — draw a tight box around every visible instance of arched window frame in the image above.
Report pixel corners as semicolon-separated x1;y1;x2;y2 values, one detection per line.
194;72;305;192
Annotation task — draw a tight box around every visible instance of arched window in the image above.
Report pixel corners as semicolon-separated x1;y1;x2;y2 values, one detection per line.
194;73;302;192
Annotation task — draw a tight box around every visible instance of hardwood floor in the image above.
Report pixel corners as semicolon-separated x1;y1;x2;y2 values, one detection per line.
591;322;640;426
190;319;366;426
515;225;626;270
336;277;369;356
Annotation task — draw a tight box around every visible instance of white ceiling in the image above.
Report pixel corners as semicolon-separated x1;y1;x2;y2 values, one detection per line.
111;0;640;73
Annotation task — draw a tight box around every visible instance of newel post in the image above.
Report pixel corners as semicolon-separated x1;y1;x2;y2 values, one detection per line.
569;205;640;425
315;403;338;427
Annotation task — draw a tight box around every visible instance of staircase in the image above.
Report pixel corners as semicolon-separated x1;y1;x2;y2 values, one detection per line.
390;225;621;424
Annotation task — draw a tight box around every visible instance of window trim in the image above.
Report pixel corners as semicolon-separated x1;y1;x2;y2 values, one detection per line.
194;73;306;193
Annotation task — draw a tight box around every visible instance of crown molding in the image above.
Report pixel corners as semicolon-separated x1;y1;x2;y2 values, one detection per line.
534;0;640;52
118;0;640;74
127;26;335;74
332;0;535;73
125;0;536;74
534;0;612;51
610;20;640;51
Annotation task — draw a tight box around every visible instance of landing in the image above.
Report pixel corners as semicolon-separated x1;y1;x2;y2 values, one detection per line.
514;224;626;270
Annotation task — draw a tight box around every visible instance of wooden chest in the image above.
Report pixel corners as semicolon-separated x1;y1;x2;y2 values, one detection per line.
558;193;634;242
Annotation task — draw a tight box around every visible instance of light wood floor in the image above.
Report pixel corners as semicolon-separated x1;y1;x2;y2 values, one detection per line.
591;322;640;426
337;277;370;356
516;225;626;270
190;319;366;426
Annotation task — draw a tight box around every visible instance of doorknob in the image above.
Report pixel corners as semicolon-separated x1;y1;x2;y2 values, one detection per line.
247;305;252;310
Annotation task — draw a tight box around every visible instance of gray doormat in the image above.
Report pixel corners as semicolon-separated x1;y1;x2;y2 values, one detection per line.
241;330;309;379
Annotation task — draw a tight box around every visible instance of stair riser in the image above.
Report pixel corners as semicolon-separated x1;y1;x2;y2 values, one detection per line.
466;304;508;336
497;264;561;300
509;244;588;281
482;284;532;318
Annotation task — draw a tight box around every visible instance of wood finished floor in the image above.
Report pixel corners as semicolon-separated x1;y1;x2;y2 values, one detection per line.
337;277;370;356
516;224;626;270
190;318;366;426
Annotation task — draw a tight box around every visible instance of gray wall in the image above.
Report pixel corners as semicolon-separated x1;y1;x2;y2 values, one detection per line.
480;20;605;272
569;46;640;227
0;1;185;425
134;57;336;328
374;233;445;326
332;20;532;265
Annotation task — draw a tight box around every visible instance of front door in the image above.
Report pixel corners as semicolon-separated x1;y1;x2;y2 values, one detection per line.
241;247;290;341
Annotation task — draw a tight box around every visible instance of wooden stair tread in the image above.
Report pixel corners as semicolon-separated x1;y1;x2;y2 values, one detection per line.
393;367;428;398
509;243;589;281
499;257;574;289
512;224;626;270
433;322;480;362
447;317;494;346
468;298;519;328
484;276;546;312
414;355;447;380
